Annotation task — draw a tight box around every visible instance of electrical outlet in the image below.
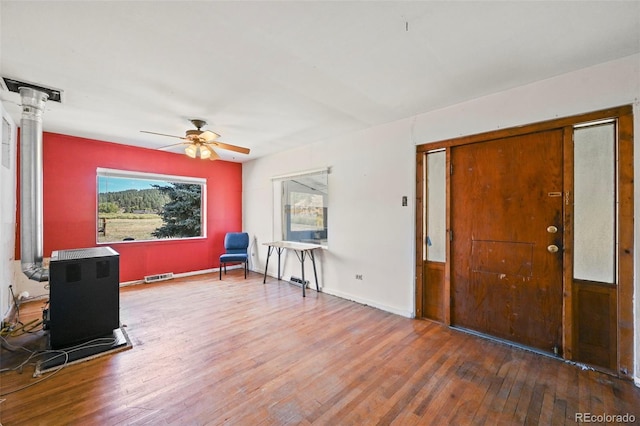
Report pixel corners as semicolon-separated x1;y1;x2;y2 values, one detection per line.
355;274;363;280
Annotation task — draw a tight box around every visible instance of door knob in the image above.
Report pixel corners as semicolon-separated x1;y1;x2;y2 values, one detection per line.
547;226;558;233
547;245;559;253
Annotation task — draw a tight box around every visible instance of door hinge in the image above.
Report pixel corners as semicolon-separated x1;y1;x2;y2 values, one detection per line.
450;163;453;175
449;230;453;241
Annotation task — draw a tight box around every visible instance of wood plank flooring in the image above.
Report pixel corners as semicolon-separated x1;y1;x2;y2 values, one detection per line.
1;272;639;425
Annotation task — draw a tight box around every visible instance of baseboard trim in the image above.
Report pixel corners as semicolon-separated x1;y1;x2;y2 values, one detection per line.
119;266;241;287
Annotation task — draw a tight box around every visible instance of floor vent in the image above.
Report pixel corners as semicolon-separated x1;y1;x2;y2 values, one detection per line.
289;276;309;288
144;272;174;283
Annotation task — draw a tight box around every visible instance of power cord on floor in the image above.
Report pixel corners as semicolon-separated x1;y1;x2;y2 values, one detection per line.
0;319;43;338
1;297;47;338
0;336;117;397
1;295;119;396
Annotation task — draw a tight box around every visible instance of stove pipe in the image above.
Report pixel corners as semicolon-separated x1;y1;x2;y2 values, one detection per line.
19;87;49;282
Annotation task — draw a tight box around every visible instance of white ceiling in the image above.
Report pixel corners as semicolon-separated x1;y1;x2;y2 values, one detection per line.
1;1;639;162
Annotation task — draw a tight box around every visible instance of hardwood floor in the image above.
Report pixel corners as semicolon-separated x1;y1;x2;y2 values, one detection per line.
1;272;639;425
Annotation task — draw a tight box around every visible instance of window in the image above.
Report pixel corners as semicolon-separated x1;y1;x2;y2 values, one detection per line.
97;168;206;243
425;149;446;262
2;114;11;169
573;121;616;283
273;168;328;245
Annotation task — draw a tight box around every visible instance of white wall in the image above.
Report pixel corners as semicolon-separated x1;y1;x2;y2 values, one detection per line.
244;53;640;383
244;120;417;317
1;100;17;320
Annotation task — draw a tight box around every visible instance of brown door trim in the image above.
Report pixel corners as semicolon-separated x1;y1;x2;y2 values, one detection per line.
415;151;425;319
618;111;634;378
562;126;575;361
417;105;632;152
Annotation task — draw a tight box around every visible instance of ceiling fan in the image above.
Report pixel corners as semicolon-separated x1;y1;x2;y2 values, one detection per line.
141;119;250;160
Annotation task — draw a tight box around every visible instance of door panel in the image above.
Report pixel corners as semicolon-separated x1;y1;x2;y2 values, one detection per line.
451;130;564;353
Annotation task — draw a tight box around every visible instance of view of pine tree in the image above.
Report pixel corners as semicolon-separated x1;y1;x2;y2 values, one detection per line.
152;183;202;238
98;188;169;213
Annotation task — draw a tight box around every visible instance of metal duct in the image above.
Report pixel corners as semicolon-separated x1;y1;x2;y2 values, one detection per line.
19;87;49;282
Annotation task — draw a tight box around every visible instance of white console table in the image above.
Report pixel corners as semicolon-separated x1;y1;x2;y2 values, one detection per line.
262;241;322;297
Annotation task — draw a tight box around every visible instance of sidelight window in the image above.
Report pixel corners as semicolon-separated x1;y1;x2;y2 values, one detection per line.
573;121;616;283
426;150;446;262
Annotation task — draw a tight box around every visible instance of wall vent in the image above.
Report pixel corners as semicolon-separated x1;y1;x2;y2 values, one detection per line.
1;77;63;103
144;272;174;283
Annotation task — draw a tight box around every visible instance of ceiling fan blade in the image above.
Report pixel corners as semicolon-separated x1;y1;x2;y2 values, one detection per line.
199;130;221;142
211;141;251;155
141;130;186;139
157;142;186;150
205;146;221;161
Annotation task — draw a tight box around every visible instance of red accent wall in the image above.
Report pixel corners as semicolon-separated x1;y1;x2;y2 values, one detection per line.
16;132;243;283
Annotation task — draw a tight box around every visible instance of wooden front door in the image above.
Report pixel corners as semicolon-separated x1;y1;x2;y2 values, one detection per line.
451;130;564;354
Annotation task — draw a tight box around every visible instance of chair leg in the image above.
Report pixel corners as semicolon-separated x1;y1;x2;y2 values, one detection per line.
219;263;223;280
244;261;247;279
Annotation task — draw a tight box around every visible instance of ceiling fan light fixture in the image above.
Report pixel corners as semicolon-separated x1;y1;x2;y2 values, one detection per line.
199;145;212;159
185;144;197;158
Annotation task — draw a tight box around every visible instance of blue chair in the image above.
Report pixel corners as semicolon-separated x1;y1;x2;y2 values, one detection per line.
219;232;249;280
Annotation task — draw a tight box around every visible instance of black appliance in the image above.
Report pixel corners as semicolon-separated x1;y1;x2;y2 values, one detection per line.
47;247;119;349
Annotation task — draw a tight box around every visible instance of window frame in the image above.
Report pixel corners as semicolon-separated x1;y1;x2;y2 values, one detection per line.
96;167;207;244
272;168;329;247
